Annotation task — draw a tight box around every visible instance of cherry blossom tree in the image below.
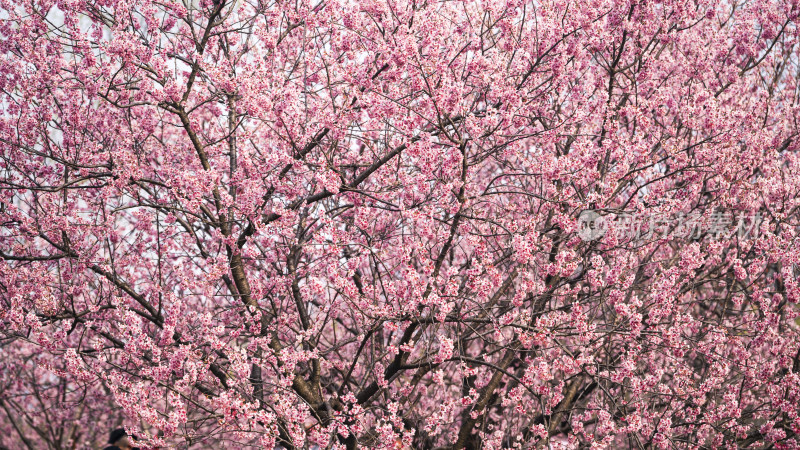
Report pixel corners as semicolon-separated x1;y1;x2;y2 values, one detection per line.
2;0;800;447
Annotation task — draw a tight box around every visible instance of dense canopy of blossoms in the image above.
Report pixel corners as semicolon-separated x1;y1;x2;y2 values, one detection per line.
2;0;800;447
